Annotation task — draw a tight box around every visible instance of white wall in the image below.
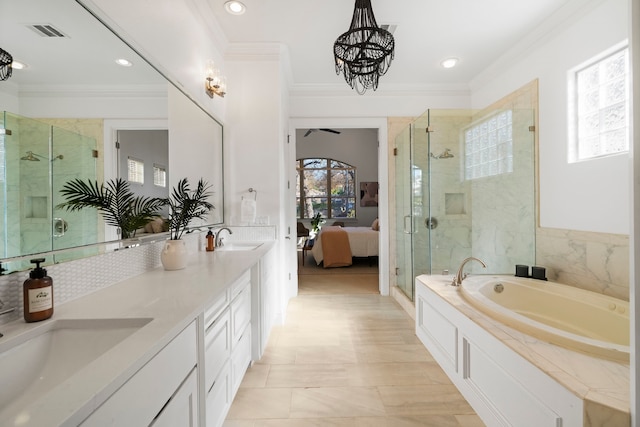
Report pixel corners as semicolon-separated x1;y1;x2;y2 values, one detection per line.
470;0;629;235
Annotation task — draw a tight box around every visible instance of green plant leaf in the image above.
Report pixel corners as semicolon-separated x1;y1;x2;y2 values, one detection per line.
58;178;166;239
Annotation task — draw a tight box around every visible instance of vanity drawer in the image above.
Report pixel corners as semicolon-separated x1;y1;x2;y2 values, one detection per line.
204;290;229;330
204;307;231;392
206;360;231;427
231;284;251;346
230;271;251;300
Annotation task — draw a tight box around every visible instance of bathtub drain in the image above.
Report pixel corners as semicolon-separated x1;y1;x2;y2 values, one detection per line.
494;283;504;293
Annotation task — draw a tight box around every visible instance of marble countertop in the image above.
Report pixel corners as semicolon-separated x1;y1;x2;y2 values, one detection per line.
417;274;630;425
0;241;275;427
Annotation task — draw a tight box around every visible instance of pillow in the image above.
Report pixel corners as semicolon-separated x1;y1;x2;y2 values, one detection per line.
145;217;168;233
371;218;380;231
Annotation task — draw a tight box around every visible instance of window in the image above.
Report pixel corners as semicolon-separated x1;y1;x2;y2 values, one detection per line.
569;44;629;162
296;158;356;219
464;110;513;180
153;164;166;187
127;157;144;184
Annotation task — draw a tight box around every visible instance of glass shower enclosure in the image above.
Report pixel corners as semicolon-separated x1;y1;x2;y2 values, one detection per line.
395;105;536;301
1;111;98;270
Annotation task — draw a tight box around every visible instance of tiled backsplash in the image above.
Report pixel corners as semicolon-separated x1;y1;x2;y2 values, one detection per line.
0;226;277;324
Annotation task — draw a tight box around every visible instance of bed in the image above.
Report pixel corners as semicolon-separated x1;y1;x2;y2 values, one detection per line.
311;225;379;267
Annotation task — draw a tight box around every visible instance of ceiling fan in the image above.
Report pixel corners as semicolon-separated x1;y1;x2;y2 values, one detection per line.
303;128;341;137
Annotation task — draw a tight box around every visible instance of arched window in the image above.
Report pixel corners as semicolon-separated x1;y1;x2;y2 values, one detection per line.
296;158;356;219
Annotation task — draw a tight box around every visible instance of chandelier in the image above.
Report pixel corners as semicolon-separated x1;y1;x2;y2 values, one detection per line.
0;47;13;81
333;0;394;95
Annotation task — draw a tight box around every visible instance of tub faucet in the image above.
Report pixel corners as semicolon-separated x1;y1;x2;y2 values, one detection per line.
215;227;233;247
452;257;487;286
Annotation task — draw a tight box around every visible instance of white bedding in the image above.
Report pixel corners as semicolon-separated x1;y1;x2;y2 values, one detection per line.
311;226;379;265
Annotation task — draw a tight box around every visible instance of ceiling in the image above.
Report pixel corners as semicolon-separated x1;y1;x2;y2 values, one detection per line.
206;0;595;90
1;0;596;93
0;0;164;88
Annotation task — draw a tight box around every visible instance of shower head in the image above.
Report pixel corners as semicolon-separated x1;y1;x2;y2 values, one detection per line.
20;151;41;161
19;151;64;161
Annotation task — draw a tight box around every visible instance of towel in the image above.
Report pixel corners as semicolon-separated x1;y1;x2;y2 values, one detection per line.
240;198;256;224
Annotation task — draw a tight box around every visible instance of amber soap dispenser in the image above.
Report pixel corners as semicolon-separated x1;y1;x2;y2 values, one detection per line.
23;258;54;323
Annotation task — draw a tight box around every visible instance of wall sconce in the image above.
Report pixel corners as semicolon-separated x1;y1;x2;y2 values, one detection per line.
205;60;227;98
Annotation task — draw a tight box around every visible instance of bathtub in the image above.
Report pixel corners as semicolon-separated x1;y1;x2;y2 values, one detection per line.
460;275;629;362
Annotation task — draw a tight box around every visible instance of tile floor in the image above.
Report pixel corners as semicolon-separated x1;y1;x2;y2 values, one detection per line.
224;274;485;426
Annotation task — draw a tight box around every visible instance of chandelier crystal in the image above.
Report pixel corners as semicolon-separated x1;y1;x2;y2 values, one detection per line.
333;0;394;95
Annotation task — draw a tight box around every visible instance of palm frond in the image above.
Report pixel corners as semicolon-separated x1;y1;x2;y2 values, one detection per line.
57;178;167;239
167;178;214;240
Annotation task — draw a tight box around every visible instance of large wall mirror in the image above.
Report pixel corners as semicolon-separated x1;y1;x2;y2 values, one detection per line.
0;0;224;273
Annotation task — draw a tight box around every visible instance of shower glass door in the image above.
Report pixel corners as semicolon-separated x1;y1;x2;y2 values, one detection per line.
394;125;413;299
51;126;99;261
394;110;432;300
0;111;98;269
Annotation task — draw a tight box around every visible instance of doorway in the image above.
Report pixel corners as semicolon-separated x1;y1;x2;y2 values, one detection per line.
288;118;390;297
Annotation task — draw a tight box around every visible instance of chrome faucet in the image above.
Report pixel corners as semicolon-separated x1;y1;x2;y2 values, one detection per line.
452;257;487;286
215;227;233;247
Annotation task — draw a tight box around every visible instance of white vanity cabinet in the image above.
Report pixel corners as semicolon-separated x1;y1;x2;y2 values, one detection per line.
251;245;277;360
81;321;198;427
202;271;252;427
230;276;252;395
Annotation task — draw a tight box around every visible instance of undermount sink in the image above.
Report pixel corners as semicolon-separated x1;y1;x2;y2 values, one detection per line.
0;317;152;418
217;242;263;251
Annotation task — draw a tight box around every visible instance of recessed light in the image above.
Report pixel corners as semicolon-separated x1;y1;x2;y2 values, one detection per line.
115;58;133;67
11;60;27;70
441;57;459;69
224;1;246;15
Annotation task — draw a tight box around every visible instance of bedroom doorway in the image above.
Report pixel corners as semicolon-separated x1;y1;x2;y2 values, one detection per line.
290;120;389;296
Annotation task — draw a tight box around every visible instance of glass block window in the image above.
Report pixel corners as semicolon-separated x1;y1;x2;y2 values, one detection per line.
127;157;144;184
153;164;166;187
464;110;513;180
569;45;629;162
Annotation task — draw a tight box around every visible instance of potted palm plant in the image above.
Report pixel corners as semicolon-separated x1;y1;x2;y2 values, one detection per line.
57;178;166;239
160;177;213;270
310;212;325;235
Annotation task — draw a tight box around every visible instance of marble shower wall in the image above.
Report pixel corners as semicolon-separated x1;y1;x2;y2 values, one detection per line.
426;113;474;274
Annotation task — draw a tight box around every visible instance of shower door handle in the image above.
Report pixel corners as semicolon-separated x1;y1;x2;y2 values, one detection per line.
403;215;413;234
53;218;68;237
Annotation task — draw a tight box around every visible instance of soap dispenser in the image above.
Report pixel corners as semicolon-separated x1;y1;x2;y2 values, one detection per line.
23;258;53;323
206;228;215;252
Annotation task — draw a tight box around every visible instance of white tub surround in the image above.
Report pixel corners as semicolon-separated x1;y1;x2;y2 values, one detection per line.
460;276;629;362
416;275;629;427
0;241;275;427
